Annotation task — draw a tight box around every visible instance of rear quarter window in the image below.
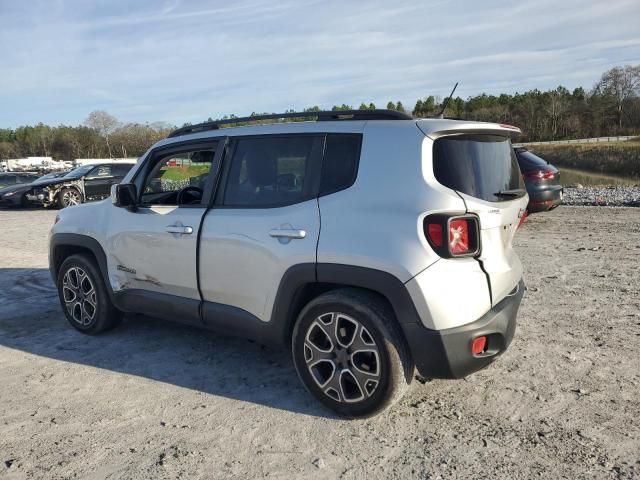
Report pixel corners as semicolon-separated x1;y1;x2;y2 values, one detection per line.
319;134;362;196
433;134;524;202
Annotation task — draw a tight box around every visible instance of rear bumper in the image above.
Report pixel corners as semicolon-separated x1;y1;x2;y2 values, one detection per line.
401;279;524;379
527;186;563;212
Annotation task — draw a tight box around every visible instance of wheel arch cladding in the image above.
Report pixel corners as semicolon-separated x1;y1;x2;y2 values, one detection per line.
272;263;422;347
45;180;83;204
50;234;111;297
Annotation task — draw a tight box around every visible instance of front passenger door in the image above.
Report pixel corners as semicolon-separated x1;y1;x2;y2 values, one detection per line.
105;141;223;313
84;165;114;199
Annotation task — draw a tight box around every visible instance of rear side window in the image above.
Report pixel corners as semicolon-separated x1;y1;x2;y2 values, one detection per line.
320;134;361;195
223;136;321;207
433;135;524;202
113;164;134;176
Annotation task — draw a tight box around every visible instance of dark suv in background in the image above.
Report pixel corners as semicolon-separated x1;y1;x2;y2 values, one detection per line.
26;162;135;208
514;147;563;213
0;172;39;189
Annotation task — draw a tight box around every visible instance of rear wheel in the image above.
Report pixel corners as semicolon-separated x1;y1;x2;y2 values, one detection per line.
292;289;413;418
58;188;83;208
57;254;122;334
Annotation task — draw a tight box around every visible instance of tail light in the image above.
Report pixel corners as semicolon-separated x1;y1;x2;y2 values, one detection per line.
524;170;555;180
424;214;480;258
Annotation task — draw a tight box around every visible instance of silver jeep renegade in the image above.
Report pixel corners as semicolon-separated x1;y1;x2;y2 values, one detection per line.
50;110;528;417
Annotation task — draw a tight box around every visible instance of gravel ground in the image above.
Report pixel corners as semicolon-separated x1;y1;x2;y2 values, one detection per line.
0;207;639;479
562;186;640;207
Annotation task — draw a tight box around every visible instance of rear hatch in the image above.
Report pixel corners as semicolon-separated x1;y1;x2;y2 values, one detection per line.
431;132;527;305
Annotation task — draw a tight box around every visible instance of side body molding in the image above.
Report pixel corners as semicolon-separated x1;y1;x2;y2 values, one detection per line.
49;237;424;353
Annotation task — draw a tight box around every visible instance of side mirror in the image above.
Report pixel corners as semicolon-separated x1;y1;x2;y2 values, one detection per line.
111;183;137;210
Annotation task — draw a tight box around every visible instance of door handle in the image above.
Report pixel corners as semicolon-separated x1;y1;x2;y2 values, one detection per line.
269;228;306;239
166;225;193;235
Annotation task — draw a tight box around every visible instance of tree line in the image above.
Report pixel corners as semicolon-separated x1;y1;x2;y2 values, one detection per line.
1;65;638;161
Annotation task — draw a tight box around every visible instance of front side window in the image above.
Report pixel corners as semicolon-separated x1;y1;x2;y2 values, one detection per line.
141;148;217;206
223;136;319;207
88;165;112;178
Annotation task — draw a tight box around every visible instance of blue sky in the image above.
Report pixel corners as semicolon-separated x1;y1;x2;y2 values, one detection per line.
1;0;639;128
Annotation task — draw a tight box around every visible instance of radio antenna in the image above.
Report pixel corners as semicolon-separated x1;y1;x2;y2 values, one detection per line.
437;82;459;118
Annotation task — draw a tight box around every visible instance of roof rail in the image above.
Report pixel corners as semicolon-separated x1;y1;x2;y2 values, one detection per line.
167;109;413;138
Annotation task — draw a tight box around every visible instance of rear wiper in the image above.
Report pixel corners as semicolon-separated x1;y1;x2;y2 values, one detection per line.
493;189;526;197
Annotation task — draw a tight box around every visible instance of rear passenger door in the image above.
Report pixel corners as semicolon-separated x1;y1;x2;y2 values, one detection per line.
199;135;324;323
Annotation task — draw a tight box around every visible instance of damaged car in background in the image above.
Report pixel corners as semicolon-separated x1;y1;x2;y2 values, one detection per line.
0;171;68;208
26;162;135;208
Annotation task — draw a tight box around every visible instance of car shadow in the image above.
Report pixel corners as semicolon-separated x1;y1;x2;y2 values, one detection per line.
0;267;333;419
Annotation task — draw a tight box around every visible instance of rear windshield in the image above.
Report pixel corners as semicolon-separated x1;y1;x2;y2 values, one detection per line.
515;149;549;169
433;134;524;202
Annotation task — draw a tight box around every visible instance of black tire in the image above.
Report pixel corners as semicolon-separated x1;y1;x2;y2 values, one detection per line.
56;254;122;335
292;288;414;418
57;187;83;208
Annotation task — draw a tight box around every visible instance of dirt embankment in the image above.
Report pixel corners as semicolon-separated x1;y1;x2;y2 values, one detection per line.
0;207;639;479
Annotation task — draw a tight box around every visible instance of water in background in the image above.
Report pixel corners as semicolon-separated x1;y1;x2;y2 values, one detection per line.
559;167;640;187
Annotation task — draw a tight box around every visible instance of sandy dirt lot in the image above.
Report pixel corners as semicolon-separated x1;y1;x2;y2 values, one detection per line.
0;206;639;479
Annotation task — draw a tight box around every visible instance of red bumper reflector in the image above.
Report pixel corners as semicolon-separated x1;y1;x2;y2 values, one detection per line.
471;336;487;355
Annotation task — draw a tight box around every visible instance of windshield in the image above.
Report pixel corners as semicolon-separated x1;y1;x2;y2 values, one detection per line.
433;134;525;202
64;165;94;179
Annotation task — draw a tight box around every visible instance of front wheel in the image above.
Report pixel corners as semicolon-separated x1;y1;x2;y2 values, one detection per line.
58;188;83;208
292;289;413;418
57;254;122;334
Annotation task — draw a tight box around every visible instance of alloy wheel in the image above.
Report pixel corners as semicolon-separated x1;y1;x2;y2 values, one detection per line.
62;266;97;326
303;312;381;403
62;190;80;206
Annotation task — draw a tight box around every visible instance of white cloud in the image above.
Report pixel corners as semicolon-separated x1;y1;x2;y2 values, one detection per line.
0;0;639;127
